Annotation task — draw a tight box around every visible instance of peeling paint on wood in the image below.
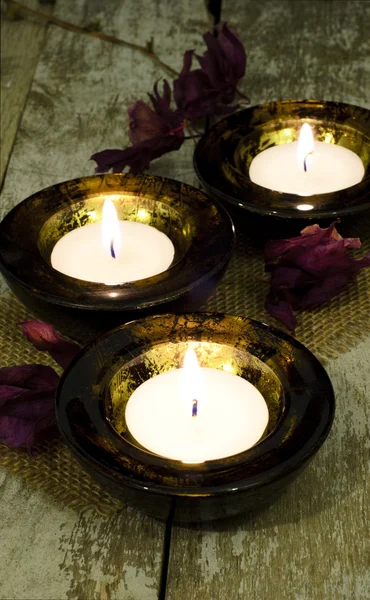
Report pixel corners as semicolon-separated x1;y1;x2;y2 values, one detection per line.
0;0;54;187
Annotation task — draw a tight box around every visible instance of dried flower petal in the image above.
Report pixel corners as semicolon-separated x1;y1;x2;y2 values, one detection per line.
173;50;236;120
0;393;56;448
1;388;55;420
90;148;136;173
20;321;80;369
0;325;80;449
146;80;182;131
265;220;361;264
128;99;169;144
264;221;370;332
0;364;59;448
91;137;183;173
0;364;59;400
92;81;184;173
173;23;248;119
196;22;248;104
265;292;297;333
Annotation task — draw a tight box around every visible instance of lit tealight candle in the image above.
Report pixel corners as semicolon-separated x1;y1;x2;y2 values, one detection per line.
125;347;269;463
249;122;365;196
51;198;175;284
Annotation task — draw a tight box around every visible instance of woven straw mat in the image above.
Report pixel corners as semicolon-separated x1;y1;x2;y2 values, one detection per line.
1;215;370;517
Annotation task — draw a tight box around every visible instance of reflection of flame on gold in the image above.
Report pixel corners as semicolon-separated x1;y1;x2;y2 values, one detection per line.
297;204;314;211
183;348;204;418
137;208;151;223
283;128;293;143
102;199;121;259
297;123;314;172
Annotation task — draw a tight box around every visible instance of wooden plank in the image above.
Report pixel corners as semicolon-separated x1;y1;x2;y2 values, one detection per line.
0;0;54;187
0;0;211;598
166;1;370;599
0;470;165;600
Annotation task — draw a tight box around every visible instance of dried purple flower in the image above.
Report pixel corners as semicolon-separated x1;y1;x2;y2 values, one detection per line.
173;50;237;120
91;81;184;173
0;322;80;449
264;221;370;333
91;22;249;172
196;22;248;105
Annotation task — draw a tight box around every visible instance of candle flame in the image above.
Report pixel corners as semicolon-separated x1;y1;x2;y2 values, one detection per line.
297;123;314;172
183;348;203;418
102;199;121;259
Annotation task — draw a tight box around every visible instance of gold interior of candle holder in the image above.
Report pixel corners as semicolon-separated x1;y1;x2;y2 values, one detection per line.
195;100;370;218
38;192;195;266
234;119;370;175
105;341;285;449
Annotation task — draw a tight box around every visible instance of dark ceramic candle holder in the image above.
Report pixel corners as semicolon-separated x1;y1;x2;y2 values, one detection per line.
56;313;335;523
0;174;234;341
194;100;370;219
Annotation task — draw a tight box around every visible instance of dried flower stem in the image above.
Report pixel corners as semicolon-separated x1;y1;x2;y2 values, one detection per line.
6;0;179;78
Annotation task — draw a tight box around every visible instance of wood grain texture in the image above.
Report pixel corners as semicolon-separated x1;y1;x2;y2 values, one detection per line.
166;2;370;599
0;0;54;187
0;0;210;598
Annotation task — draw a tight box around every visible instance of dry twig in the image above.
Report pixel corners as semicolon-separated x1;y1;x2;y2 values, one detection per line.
5;0;179;77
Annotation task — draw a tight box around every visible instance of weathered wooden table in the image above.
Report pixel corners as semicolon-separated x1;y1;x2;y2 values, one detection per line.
1;1;369;598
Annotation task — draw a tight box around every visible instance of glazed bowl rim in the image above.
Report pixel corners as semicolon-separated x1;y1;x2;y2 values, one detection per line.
194;99;370;219
0;173;235;311
56;313;336;497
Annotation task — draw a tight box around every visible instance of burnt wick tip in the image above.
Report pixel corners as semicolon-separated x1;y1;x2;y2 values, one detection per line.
303;151;313;173
192;399;198;417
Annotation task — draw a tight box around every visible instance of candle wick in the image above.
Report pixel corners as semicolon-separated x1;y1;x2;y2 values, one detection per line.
110;240;116;259
303;151;313;173
192;399;198;418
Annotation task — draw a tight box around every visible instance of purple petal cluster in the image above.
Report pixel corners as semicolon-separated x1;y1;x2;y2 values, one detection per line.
91;23;247;173
264;221;370;333
196;22;248;105
0;322;80;449
91;81;185;173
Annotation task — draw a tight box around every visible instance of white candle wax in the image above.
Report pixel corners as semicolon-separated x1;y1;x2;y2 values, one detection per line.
125;356;269;463
249;126;364;196
51;220;175;284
